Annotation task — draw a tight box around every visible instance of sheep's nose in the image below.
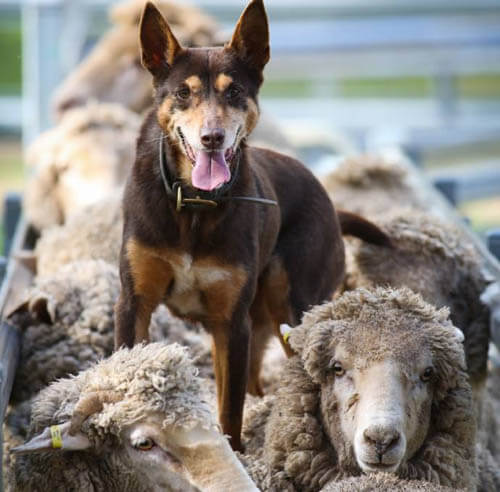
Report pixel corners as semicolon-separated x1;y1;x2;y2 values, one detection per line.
200;127;225;149
363;426;401;456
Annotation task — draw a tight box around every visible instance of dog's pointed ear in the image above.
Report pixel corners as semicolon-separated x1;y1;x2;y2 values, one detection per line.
140;1;183;77
228;0;270;71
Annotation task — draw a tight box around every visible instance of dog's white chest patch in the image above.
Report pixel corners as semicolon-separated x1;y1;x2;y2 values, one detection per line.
166;254;231;316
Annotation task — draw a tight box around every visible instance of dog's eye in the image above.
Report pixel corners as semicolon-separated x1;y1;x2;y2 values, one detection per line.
176;86;190;100
420;367;434;382
134;437;155;451
332;361;345;377
227;85;241;100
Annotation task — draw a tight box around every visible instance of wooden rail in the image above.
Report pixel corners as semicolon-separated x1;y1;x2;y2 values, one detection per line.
0;194;37;492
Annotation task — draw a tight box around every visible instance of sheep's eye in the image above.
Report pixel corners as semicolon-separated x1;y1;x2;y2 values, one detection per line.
332;361;345;376
176;86;190;100
227;85;241;100
134;438;155;451
420;367;434;382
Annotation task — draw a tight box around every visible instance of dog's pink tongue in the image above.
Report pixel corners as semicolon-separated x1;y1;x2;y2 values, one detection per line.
192;151;231;191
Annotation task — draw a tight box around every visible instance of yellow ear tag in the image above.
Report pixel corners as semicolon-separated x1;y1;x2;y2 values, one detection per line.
50;425;63;449
280;323;292;345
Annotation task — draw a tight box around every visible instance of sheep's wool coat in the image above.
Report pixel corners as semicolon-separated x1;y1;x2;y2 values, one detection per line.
345;212;490;389
320;156;428;217
12;343;216;491
264;287;476;491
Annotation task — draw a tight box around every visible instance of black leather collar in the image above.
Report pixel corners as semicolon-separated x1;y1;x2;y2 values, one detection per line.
158;138;277;212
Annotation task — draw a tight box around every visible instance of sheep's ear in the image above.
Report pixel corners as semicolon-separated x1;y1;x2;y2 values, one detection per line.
140;2;183;77
295;324;335;385
6;291;55;322
11;422;91;455
14;250;38;275
227;0;270;71
28;293;56;323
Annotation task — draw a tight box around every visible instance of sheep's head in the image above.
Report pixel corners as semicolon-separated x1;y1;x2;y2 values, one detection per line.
25;102;140;228
349;213;490;387
52;0;221;117
289;287;471;477
13;343;256;491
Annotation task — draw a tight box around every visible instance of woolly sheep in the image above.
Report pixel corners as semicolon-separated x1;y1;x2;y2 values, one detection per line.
321;473;457;491
24;102;140;230
52;0;222;117
343;212;491;399
10;342;258;492
3;259;216;480
320;155;428;219
34;195;123;278
481;282;500;350
263;287;477;491
9;260;117;403
8;259;211;402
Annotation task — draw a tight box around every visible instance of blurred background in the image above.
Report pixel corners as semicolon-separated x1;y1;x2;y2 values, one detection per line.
0;0;499;251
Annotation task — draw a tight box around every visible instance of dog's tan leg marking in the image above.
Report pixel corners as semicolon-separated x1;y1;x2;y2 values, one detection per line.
200;261;247;323
202;264;248;451
261;260;295;357
248;288;273;397
210;316;250;452
126;239;174;344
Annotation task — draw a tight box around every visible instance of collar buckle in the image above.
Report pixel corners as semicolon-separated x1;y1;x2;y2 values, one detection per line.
175;185;218;212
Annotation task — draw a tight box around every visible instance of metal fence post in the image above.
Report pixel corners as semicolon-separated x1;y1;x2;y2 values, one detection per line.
0;258;6;288
433;178;458;207
486;229;500;261
3;192;22;258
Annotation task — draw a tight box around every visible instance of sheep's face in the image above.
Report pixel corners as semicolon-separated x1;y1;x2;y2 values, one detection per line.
293;295;466;477
122;414;214;491
29;114;137;223
319;343;435;474
56;140;127;217
121;413;238;492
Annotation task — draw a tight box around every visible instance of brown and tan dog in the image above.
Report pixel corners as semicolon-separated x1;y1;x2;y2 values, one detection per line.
115;0;388;450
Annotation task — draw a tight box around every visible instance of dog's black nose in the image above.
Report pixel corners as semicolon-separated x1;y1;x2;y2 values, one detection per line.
201;127;225;149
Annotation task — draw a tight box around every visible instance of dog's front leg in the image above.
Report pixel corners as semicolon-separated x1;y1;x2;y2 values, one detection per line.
115;238;173;349
211;313;250;452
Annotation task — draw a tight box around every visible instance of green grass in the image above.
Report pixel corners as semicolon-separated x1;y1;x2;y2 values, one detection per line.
0;138;24;254
261;75;500;99
341;76;432;98
459;197;500;234
459;74;500;99
0;14;22;95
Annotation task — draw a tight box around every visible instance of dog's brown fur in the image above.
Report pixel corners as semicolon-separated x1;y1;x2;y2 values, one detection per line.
115;0;384;450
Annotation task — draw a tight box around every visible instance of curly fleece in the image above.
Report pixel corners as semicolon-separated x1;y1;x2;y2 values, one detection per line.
11;343;215;492
35;195;123;277
344;212;491;390
321;472;458;491
10;260;119;403
24;102;140;229
264;287;476;491
320;155;428;218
